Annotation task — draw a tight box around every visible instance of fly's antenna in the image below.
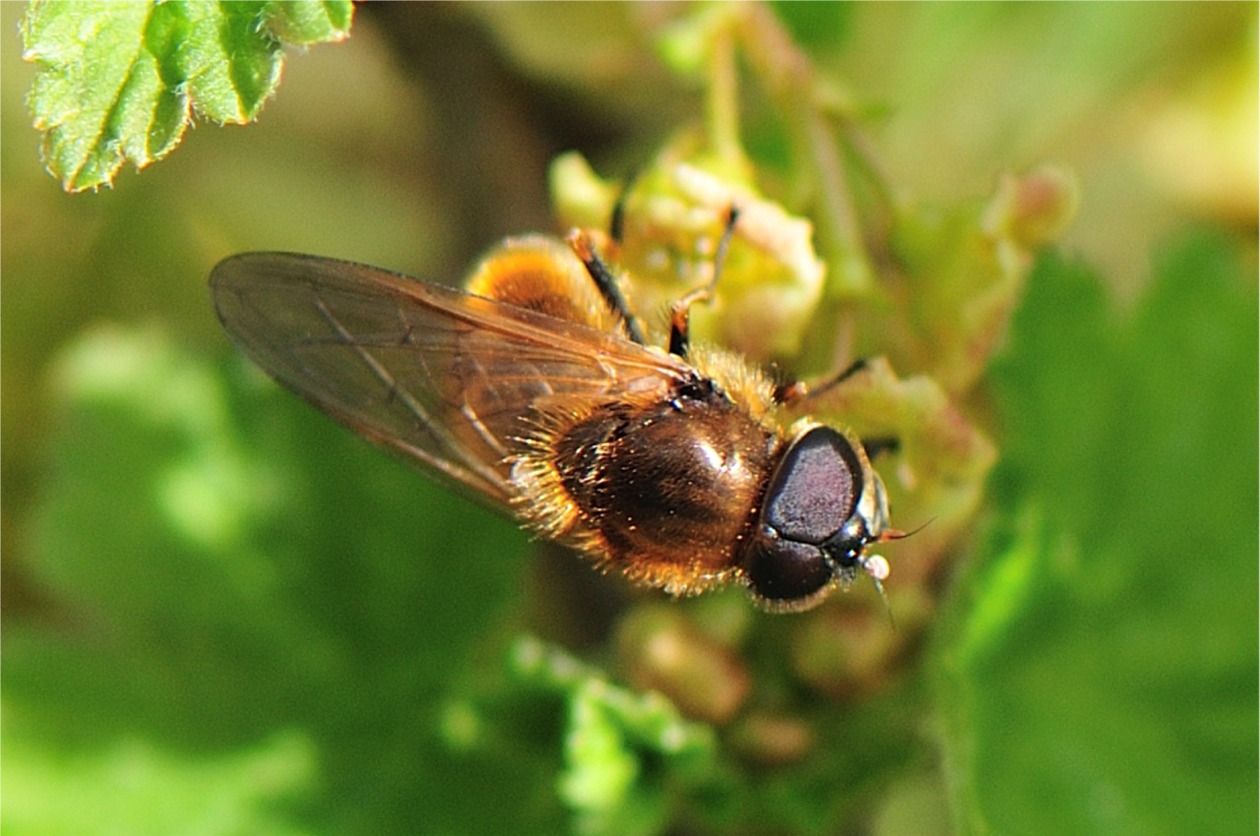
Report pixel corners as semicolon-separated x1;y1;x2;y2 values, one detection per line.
879;517;935;543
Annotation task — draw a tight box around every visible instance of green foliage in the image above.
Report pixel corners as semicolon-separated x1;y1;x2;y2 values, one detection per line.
5;3;1256;835
2;726;315;836
21;0;352;192
767;0;855;55
934;232;1258;833
4;326;539;832
507;637;719;836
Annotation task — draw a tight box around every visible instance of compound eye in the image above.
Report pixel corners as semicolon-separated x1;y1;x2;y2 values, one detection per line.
743;535;833;608
761;427;863;545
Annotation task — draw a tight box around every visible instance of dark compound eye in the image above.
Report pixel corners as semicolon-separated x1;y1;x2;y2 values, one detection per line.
761;427;862;544
743;426;867;610
742;533;832;604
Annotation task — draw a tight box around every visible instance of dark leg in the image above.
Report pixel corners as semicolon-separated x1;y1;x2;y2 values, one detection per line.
860;436;900;461
609;168;641;246
566;229;646;345
773;358;901;461
773;358;870;406
560;171;648;344
811;357;870;395
668;206;741;358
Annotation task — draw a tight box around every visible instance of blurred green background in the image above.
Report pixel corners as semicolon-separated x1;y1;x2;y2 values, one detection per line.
3;3;1255;834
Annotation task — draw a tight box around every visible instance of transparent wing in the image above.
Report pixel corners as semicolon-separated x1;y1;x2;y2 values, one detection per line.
209;252;692;506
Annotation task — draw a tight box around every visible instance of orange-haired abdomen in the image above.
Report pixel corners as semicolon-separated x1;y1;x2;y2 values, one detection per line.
464;235;619;332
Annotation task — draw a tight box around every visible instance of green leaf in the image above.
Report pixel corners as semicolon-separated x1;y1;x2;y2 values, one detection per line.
768;0;855;56
21;0;353;192
264;1;354;44
1;724;316;835
6;325;537;833
509;637;719;836
934;231;1259;833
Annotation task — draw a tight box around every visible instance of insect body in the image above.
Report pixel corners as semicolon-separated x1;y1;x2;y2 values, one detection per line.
210;225;896;612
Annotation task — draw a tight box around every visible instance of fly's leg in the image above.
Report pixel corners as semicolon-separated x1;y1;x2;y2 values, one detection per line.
667;206;740;359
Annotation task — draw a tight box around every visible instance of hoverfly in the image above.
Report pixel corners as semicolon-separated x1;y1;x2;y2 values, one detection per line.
209;209;900;612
